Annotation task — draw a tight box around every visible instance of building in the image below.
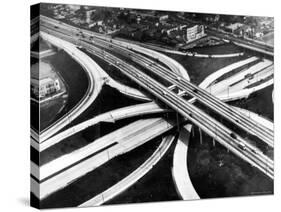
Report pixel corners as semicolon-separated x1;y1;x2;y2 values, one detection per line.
31;77;61;99
31;61;62;100
159;15;169;24
224;23;243;33
40;78;60;99
186;25;205;42
85;9;96;24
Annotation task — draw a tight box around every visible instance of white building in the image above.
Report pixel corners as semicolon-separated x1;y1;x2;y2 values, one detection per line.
186;25;205;42
38;77;61;99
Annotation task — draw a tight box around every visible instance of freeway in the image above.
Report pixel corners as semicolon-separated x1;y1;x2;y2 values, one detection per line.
32;118;175;199
234;107;273;132
41;18;273;148
79;134;175;207
64;28;274;147
208;60;273;96
36;16;273;187
40;26;274;179
35;102;168;152
172;124;200;200
37;118;171;181
199;57;273;102
105;76;150;101
31;16;275;203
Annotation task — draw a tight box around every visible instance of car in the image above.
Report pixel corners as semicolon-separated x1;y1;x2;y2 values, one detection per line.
192;88;198;93
162;91;167;96
244;73;253;79
230;132;237;139
250;148;258;154
54;26;59;29
237;142;246;150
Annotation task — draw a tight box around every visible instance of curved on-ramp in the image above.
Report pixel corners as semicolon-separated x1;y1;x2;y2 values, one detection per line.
172;124;200;200
32;118;174;199
199;57;273;102
79;134;175;207
39;32;104;142
35;102;169;152
37;32;150;143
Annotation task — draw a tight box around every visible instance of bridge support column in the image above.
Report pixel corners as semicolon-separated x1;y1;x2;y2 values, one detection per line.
199;128;202;144
192;127;194;137
176;112;180;132
212;138;215;147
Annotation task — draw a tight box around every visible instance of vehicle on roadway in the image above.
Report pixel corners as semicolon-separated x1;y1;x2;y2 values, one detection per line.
192;88;198;93
249;147;258;154
237;141;246;150
230;132;237;139
176;76;182;81
162;91;167;96
245;73;254;80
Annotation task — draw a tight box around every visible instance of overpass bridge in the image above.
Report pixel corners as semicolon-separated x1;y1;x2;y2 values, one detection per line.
43;20;273;148
41;27;273;180
35;16;274;180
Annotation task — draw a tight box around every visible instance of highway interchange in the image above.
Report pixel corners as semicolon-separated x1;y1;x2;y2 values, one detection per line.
31;15;274;206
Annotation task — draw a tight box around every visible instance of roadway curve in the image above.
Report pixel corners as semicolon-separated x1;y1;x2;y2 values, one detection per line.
105;77;150;101
111;38;190;80
39;32;103;142
199;59;273;133
38;32;149;142
172;124;200;200
199;57;258;89
34;102;169;152
32;118;174;199
199;57;273;102
79;134;175;207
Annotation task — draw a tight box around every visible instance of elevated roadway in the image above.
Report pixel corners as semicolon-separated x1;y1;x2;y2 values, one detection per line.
79;134;175;207
172;124;200;200
62;36;273;179
75;32;273;148
32;118;175;199
207;60;273;97
37;16;274;186
34;102;168;152
38;32;103;143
